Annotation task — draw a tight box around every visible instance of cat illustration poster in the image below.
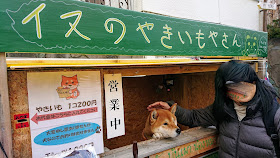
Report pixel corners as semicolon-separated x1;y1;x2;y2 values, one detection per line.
27;71;104;157
57;75;80;100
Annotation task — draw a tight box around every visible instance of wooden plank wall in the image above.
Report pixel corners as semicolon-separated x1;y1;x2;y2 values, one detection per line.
0;53;13;158
7;69;216;157
8;71;31;158
166;73;216;131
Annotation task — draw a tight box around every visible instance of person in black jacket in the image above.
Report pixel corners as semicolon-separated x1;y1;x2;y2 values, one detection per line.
147;60;280;158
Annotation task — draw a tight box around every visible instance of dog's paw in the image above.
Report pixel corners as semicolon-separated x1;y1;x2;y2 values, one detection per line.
152;133;164;139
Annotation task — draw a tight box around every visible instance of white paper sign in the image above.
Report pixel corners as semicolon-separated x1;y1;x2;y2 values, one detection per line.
27;71;104;158
104;74;125;139
258;0;277;10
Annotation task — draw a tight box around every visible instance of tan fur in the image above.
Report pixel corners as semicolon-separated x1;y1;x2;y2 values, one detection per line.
142;103;181;140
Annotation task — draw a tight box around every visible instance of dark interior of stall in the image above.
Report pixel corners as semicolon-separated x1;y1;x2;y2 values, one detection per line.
103;71;216;150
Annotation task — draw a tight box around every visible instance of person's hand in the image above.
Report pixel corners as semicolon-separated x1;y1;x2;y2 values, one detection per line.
147;101;170;111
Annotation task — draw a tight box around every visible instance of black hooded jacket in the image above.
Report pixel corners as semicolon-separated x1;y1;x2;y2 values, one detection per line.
168;80;280;158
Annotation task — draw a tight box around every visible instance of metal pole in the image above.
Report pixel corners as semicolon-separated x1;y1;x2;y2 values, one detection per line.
263;0;268;32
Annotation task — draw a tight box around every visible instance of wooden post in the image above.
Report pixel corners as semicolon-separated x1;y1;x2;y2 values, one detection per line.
0;52;13;158
132;141;138;158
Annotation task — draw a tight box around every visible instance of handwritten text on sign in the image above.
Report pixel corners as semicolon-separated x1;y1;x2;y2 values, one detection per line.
104;74;125;139
2;0;267;56
27;71;104;157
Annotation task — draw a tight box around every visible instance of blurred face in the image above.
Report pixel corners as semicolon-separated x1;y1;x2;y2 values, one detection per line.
226;81;256;103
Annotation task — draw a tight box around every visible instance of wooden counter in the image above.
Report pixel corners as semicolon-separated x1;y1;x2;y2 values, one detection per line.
100;127;218;158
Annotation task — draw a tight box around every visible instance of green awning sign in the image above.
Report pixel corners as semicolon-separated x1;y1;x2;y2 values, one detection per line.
1;0;267;57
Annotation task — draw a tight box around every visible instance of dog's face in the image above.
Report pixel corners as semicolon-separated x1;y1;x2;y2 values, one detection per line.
149;104;181;138
61;75;79;89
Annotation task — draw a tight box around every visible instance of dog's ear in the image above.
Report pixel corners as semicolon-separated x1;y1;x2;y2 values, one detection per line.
150;110;158;125
169;103;177;115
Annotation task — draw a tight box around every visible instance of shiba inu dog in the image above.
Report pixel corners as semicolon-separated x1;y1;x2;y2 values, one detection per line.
142;103;181;140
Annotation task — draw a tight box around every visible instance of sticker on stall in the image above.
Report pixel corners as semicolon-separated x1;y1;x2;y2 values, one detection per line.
14;113;29;120
16;122;29;129
14;113;30;129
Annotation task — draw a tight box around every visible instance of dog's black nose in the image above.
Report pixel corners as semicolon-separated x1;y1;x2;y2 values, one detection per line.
176;128;181;134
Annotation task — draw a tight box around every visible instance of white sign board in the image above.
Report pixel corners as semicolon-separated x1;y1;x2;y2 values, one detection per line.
27;71;104;158
104;74;125;139
258;0;277;10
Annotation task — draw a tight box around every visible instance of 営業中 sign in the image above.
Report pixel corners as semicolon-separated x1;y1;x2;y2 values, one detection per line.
104;74;125;139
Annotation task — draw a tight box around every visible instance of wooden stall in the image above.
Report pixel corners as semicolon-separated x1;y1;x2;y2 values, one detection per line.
3;58;259;158
0;0;267;157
